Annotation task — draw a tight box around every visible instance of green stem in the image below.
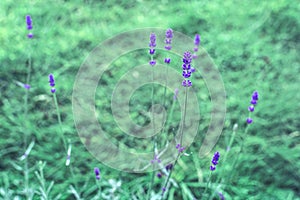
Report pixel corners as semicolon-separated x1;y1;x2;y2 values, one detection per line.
180;87;188;145
203;172;212;200
147;62;156;200
53;93;67;150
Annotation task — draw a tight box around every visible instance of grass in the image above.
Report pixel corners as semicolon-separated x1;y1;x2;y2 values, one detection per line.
1;0;299;199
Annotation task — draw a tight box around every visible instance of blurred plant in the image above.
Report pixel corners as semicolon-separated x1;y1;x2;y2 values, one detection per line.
35;161;61;200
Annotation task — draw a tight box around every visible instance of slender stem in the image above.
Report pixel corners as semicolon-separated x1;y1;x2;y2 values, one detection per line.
147;64;156;200
53;93;67;150
203;172;212;199
180;87;188;145
23;42;32;200
161;87;189;199
161;151;181;199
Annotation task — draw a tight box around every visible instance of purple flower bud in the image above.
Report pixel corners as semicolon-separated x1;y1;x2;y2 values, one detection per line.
164;58;171;64
149;33;156;48
149;60;156;66
252;91;259;101
94;167;101;180
248;105;254;112
165;28;173;39
51;88;56;93
210;165;216;171
26;15;32;26
157;172;162;178
27;33;33;39
166;163;173;171
149;49;155;55
210;151;220;171
190;67;195;73
246;118;253;124
250;99;257;105
24;84;30;89
218;192;225;200
194;34;200;46
27;25;33;30
49;74;55;87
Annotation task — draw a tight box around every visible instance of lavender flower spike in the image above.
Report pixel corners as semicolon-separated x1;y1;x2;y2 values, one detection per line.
26;15;33;38
48;74;56;93
149;33;156;55
94;167;101;180
181;51;193;87
210;151;220;171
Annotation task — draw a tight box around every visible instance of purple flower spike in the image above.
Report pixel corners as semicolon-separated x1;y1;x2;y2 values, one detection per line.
210;151;220;171
164;28;173;51
149;33;156;49
49;74;55;87
26;15;32;25
194;34;200;46
246;118;253;124
181;51;193;87
94;167;101;180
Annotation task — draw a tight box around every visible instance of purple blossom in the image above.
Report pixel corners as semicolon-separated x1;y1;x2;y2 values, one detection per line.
210;151;220;171
26;15;33;38
248;105;254;112
149;60;156;66
193;34;201;58
27;33;33;39
182;51;193;87
48;74;56;93
94;167;101;180
165;163;173;171
218;192;225;200
151;154;161;164
157;172;162;178
246;118;253;124
176;143;185;153
149;33;156;54
24;84;30;89
164;58;171;64
246;91;259;124
194;34;200;46
164;28;173;50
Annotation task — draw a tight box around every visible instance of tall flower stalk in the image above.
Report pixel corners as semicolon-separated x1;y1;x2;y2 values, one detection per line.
147;32;157;200
22;15;34;200
161;51;195;199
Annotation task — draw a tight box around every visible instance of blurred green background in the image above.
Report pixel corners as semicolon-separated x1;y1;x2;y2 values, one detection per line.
1;0;299;199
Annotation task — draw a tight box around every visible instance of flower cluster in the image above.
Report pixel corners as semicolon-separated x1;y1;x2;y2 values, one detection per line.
246;91;259;124
48;74;56;93
94;167;101;180
210;151;220;171
151;154;161;164
176;143;185;153
181;51;194;87
164;28;173;64
26;15;33;39
193;34;200;58
149;33;156;66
